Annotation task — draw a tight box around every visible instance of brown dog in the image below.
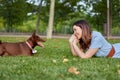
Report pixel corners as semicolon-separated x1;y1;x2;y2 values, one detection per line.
0;31;45;56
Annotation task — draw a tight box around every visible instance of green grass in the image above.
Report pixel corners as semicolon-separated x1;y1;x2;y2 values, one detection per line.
0;37;120;80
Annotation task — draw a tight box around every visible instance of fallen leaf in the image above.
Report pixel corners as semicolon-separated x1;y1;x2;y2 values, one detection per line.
117;70;120;74
117;65;120;67
73;58;77;61
63;58;68;63
22;60;25;63
52;60;57;63
68;67;80;75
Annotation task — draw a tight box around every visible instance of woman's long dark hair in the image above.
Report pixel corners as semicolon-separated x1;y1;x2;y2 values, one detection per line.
73;20;92;50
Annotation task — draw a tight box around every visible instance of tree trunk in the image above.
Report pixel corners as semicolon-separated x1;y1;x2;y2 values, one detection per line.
107;0;110;39
107;0;112;39
36;0;43;34
109;0;112;36
47;0;55;39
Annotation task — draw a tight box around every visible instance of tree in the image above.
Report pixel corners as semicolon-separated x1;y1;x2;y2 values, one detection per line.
0;0;31;32
47;0;55;39
83;0;120;36
36;0;44;33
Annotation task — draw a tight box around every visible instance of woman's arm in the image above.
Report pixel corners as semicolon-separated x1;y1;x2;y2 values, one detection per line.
69;35;78;56
73;43;99;58
69;42;78;56
72;38;99;58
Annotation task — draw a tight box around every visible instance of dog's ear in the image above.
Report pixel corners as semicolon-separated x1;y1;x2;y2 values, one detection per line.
32;30;36;37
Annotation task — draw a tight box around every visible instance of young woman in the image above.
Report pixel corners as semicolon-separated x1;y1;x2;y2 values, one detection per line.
69;20;120;58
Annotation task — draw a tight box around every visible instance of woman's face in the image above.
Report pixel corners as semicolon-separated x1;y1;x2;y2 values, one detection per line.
73;25;82;39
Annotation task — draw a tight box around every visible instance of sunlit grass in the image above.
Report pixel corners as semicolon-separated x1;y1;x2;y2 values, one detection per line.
0;37;120;80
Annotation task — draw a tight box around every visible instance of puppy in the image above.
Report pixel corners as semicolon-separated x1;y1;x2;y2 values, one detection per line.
0;31;45;56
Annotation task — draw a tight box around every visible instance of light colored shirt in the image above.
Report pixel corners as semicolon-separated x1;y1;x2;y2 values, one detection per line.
89;31;120;58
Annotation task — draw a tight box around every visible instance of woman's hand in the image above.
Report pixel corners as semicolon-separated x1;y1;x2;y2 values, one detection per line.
69;35;76;43
69;34;78;56
73;38;79;45
69;34;79;44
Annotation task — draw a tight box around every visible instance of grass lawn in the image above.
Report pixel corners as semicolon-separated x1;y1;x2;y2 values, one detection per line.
0;36;120;80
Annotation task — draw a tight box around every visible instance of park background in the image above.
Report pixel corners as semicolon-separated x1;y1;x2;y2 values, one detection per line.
0;0;120;80
0;0;120;38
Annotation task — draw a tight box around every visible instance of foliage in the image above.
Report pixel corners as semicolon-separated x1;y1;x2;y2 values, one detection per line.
15;15;47;33
0;37;120;80
0;0;120;35
111;27;120;35
0;0;34;32
39;0;86;33
0;17;5;31
84;0;120;34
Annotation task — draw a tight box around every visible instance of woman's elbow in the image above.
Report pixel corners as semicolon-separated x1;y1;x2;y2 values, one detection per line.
80;55;92;59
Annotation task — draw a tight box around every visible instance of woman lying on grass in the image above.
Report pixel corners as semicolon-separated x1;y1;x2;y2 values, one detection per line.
69;20;120;58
